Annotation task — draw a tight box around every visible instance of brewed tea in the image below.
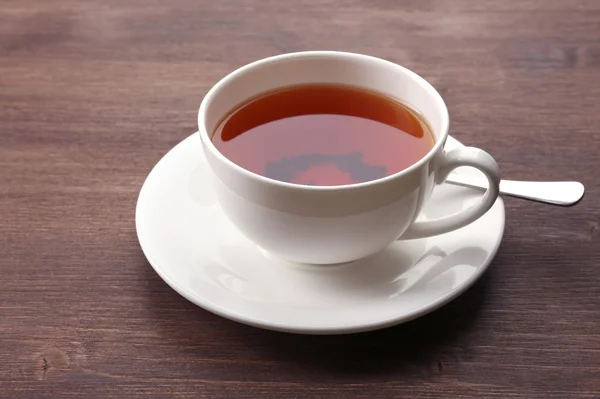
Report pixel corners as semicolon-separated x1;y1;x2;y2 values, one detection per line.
212;84;435;186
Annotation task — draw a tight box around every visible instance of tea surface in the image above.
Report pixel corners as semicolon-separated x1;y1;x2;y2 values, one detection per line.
212;84;435;186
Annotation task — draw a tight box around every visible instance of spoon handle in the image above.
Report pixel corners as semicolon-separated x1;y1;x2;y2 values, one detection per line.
445;174;585;206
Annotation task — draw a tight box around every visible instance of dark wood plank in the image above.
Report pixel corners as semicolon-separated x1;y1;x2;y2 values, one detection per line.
1;0;599;397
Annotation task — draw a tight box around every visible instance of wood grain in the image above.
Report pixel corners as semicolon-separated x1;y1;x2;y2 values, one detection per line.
1;0;599;397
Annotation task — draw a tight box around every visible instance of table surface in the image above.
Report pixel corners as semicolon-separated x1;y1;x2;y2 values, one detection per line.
1;0;599;397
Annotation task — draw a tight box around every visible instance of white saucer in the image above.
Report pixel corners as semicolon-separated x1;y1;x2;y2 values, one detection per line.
136;133;505;335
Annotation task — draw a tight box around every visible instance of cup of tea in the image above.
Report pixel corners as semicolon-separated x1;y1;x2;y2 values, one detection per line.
198;51;500;264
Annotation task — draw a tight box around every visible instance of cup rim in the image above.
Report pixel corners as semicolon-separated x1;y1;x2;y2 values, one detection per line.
198;50;450;191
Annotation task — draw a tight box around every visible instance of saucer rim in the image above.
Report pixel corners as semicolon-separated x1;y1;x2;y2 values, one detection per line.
136;133;505;335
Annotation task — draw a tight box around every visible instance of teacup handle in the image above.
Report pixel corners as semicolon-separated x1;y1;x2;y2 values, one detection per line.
401;146;501;240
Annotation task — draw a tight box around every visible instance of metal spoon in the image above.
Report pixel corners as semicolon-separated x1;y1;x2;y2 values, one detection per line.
445;174;585;206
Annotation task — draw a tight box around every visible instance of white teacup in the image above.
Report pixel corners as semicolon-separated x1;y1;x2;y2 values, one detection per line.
198;51;500;265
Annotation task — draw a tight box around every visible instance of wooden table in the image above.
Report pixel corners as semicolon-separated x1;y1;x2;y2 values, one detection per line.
1;1;599;397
